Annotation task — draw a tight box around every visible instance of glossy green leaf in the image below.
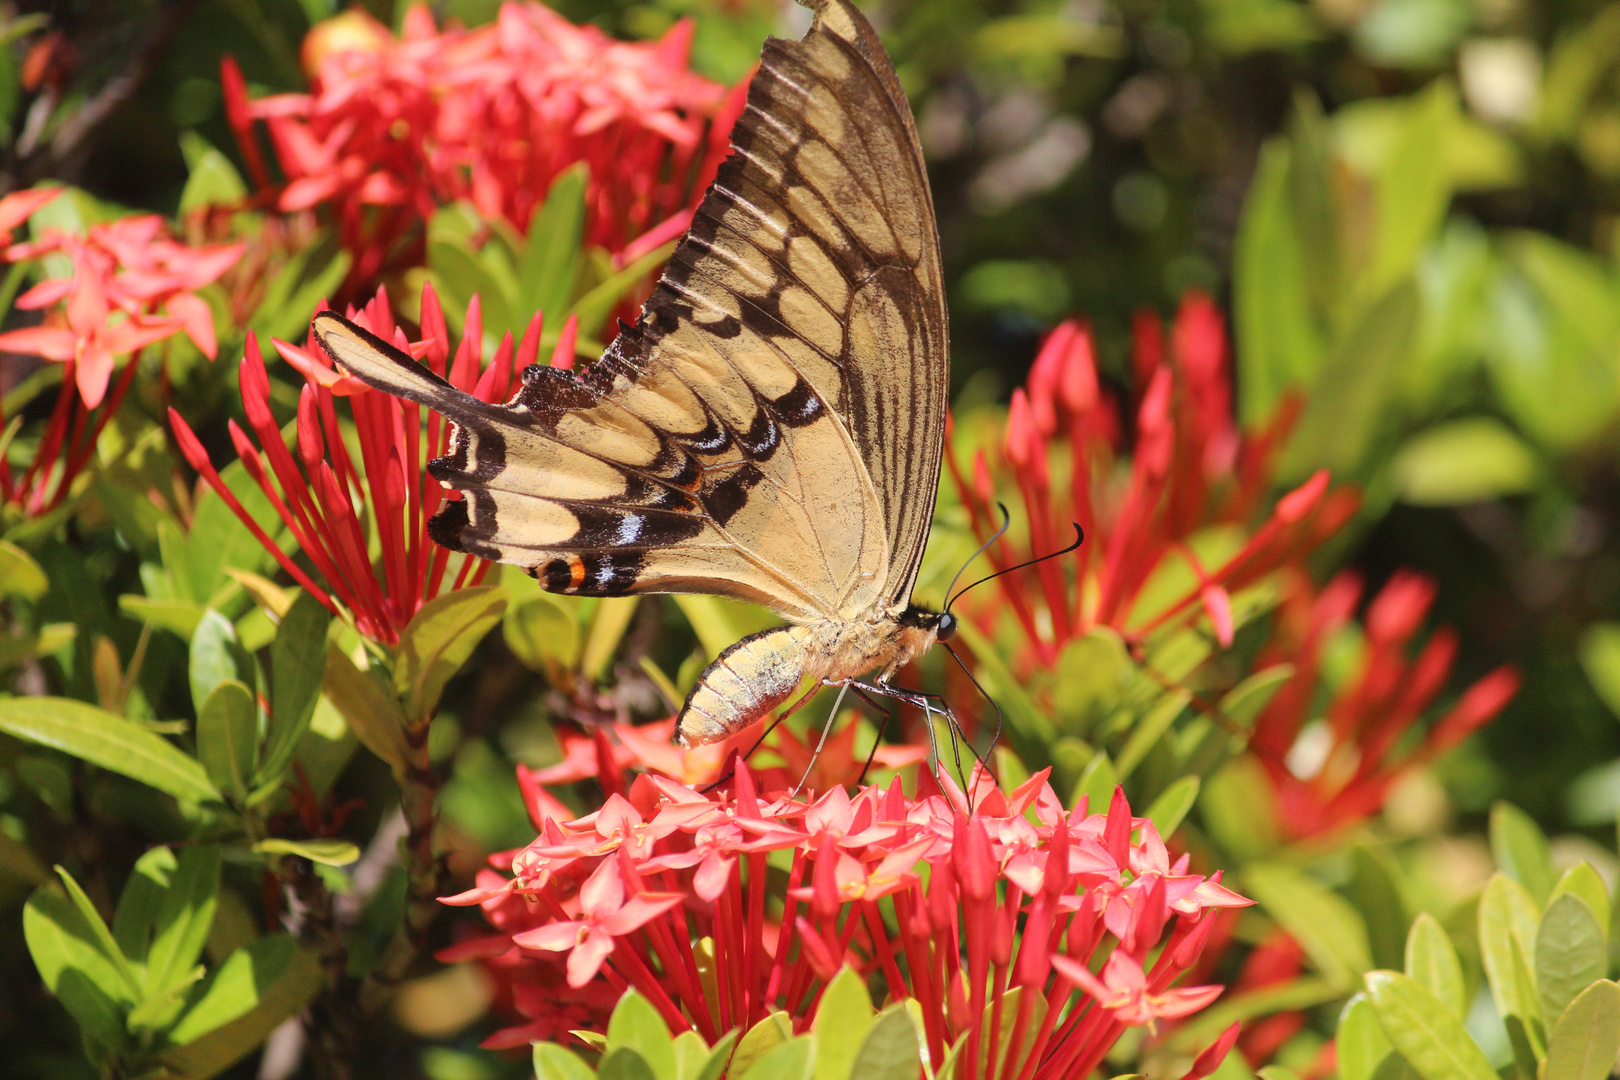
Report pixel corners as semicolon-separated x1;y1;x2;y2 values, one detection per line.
0;539;47;600
605;990;675;1080
394;586;507;722
1405;913;1466;1017
1115;687;1190;778
1071;751;1119;815
1363;970;1496;1080
1145;776;1201;837
813;967;875;1080
520;162;586;317
1490;802;1556;904
1051;629;1131;729
505;592;580;674
1259;1067;1305;1080
581;597;640;683
1337;994;1398;1080
252;839;360;867
322;642;408;769
189;610;251;716
143;844;221;997
1245;863;1372;986
1201;756;1281;861
739;1037;814;1080
684;1029;737;1080
119;596;206;640
160;944;323;1079
1551;863;1610;938
1537;892;1608;1026
1479;873;1543;1028
534;1042;597;1080
731;1011;794;1078
197;680;256;803
112;846;173;970
1353;845;1412;972
168;936;295;1045
849;1004;921;1080
178;132;248;213
0;697;220;804
53;866;142;1001
978;985;1047;1079
1390;418;1538;505
571;242;679;340
598;1047;658;1080
1543;979;1620;1080
23;887;130;1052
260;591;331;783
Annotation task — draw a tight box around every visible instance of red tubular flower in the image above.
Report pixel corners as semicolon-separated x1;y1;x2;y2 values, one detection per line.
444;768;1248;1080
168;284;563;644
1248;568;1520;840
225;2;738;284
947;290;1353;670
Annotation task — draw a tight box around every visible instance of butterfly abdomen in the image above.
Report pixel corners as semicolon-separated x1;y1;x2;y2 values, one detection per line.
675;625;818;747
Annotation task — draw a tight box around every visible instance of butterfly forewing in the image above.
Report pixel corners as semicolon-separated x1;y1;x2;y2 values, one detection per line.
312;0;947;624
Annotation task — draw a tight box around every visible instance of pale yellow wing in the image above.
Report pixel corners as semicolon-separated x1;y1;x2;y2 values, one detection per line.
312;0;947;619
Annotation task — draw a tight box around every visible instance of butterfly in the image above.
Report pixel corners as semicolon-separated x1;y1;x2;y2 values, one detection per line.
312;0;954;754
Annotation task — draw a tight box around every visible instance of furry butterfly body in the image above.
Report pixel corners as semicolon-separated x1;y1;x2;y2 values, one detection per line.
312;0;950;748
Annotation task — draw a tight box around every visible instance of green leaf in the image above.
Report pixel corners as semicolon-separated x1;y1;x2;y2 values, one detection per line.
598;1047;659;1080
1051;629;1131;729
1353;846;1413;972
167;935;292;1045
394;586;507;722
1071;752;1119;816
0;539;47;600
253;839;360;867
113;846;175;970
505;591;581;674
849;1004;921;1080
143;845;221;997
1363;970;1497;1080
1390;418;1538;506
813;967;875;1080
739;1037;814;1080
260;591;331;783
1580;623;1620;722
197;680;257;803
119;596;206;640
581;597;640;683
53;866;143;1001
571;242;679;340
1405;913;1466;1017
23;887;130;1053
178;132;248;214
606;989;676;1080
534;1042;598;1080
690;1030;739;1080
520;163;586;317
1200;756;1281;861
1337;994;1399;1080
1144;776;1201;837
732;1012;795;1078
1537;892;1608;1026
1115;687;1190;778
322;642;408;769
1491;802;1556;905
0;697;220;803
190;609;252;716
1479;874;1544;1036
160;944;322;1079
1543;979;1620;1080
1551;864;1611;937
1245;863;1372;986
978;986;1047;1078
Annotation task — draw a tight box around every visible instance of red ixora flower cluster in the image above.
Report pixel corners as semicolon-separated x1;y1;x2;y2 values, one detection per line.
1249;567;1520;840
0;206;242;409
443;766;1247;1080
223;2;740;284
170;284;570;644
949;291;1356;668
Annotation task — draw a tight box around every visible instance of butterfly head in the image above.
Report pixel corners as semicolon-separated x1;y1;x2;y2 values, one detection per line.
898;604;955;646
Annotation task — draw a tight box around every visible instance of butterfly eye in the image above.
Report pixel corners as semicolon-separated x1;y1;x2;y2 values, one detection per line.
935;611;957;641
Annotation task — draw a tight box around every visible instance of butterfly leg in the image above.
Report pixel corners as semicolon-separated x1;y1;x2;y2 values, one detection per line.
853;680;1000;795
788;681;853;801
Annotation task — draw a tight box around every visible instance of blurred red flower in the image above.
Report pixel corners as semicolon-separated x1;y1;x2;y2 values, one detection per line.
223;2;742;285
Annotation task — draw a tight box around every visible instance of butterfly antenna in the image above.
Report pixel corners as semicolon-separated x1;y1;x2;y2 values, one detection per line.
944;521;1086;618
942;503;1013;610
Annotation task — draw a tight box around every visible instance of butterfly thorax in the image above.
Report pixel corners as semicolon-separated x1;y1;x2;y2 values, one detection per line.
673;605;941;748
